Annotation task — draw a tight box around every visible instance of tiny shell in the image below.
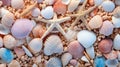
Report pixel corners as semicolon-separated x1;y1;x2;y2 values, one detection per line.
112;16;120;28
0;24;10;35
98;39;113;54
41;6;54;19
61;53;72;66
11;0;24;9
66;29;77;41
77;30;96;48
81;56;89;63
113;6;120;18
101;0;115;12
3;35;17;49
45;0;54;5
44;35;63;55
105;59;119;67
0;37;3;47
0;8;10;17
22;46;33;57
31;7;40;17
14;47;25;58
28;38;42;54
94;0;103;6
70;59;78;66
86;46;95;59
61;0;70;5
8;60;20;67
115;0;120;5
88;15;103;29
46;57;62;67
113;34;120;50
34;0;43;3
99;20;114;36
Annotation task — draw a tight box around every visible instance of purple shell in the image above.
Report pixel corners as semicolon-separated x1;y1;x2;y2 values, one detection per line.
11;19;34;39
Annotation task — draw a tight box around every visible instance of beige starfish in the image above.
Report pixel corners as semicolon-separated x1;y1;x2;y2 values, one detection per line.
69;0;97;30
34;13;71;40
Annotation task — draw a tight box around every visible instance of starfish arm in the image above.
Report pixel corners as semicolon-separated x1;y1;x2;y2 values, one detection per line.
79;0;88;11
34;17;52;24
68;14;79;17
84;5;97;15
81;17;91;30
57;17;71;24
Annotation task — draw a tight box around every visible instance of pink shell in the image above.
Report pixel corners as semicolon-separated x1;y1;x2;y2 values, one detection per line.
1;0;11;6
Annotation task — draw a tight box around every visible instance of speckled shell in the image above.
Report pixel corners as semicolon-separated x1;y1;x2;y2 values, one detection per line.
44;35;63;55
11;0;24;9
8;60;21;67
113;34;120;50
113;6;120;18
46;57;62;67
105;59;119;67
0;24;10;35
86;46;95;59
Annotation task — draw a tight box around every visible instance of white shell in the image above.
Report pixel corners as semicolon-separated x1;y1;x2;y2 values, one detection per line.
11;0;24;9
0;24;10;35
28;38;42;54
44;35;63;55
86;46;95;59
22;46;33;57
81;56;89;63
45;0;54;5
101;0;115;12
61;53;72;66
112;16;120;28
62;0;71;5
31;8;40;17
94;0;103;6
77;30;96;48
105;59;119;67
8;60;21;67
0;8;10;17
66;29;77;41
0;37;3;47
113;34;120;50
68;0;80;12
41;6;54;19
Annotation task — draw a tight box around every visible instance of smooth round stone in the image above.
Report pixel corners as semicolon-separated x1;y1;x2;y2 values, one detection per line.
113;6;120;18
86;46;95;59
0;37;3;47
61;53;72;66
14;47;25;58
68;41;84;59
105;59;119;67
94;0;103;6
101;0;115;12
46;57;62;67
88;15;103;29
8;60;20;67
44;35;63;55
70;59;78;66
11;0;24;9
98;39;113;54
22;46;33;57
0;24;10;35
53;0;67;14
3;35;17;49
94;56;106;67
41;6;54;19
1;0;11;6
0;48;14;63
112;16;120;28
28;38;42;54
115;0;120;5
31;7;40;17
11;19;34;39
113;34;120;50
99;20;114;36
77;30;96;48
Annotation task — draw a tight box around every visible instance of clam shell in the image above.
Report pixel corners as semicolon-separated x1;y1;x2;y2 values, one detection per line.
113;34;120;50
94;56;106;67
8;60;20;67
46;57;62;67
22;46;33;57
112;16;120;28
0;37;3;47
44;35;63;55
11;0;24;9
31;7;40;17
113;6;120;18
61;53;72;66
86;46;95;59
0;24;10;35
77;30;96;48
105;59;119;67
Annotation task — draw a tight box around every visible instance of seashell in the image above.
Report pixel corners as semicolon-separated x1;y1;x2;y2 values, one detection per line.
61;53;72;66
46;57;62;67
31;7;40;17
22;46;33;57
101;0;115;12
117;51;120;61
94;0;103;6
77;30;96;48
81;56;89;63
11;19;34;39
105;59;119;67
28;38;42;54
45;0;54;5
31;20;36;27
1;0;11;6
0;37;3;47
86;46;95;59
0;64;6;67
1;12;14;28
0;24;10;35
99;20;114;36
3;35;17;49
8;60;21;67
66;29;77;41
41;6;54;19
16;39;25;46
0;8;10;17
44;35;63;55
0;48;14;63
115;0;120;5
104;50;117;60
112;16;120;28
26;36;32;44
11;0;24;9
113;6;120;18
14;47;25;58
32;64;38;67
94;56;106;67
61;0;71;5
68;0;80;12
68;41;84;59
33;0;43;3
88;0;94;6
70;59;78;66
98;39;113;54
53;0;67;14
113;34;120;50
35;55;41;64
88;15;103;29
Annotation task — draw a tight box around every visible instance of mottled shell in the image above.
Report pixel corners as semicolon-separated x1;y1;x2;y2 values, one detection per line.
0;24;10;35
11;0;24;9
8;60;20;67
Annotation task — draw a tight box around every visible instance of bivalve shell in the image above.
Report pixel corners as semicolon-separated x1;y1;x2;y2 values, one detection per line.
112;16;120;28
31;7;40;17
113;6;120;18
86;46;95;59
0;24;10;35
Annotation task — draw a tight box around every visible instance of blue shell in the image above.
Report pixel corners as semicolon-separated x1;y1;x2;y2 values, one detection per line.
94;56;106;67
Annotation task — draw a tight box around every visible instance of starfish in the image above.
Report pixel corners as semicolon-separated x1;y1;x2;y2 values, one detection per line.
69;0;97;30
34;13;71;40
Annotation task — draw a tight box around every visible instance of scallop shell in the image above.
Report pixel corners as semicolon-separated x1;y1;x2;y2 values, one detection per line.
11;0;24;9
113;6;120;18
46;57;62;67
86;46;95;59
105;59;119;67
44;35;63;55
112;16;120;28
0;24;10;35
8;60;21;67
113;34;120;50
31;7;40;17
0;37;3;47
22;46;33;57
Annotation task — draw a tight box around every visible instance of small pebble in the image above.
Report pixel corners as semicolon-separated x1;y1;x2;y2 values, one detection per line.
101;0;115;12
0;48;14;63
0;24;10;35
112;16;120;28
41;6;54;19
86;46;95;59
46;57;62;67
11;0;24;9
70;59;78;66
98;39;113;54
94;0;103;6
31;7;41;17
22;46;33;57
14;47;25;58
113;6;120;18
105;59;119;67
8;60;20;67
94;56;106;67
67;41;84;59
77;30;96;48
113;34;120;50
99;20;114;36
115;0;120;5
0;37;3;47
